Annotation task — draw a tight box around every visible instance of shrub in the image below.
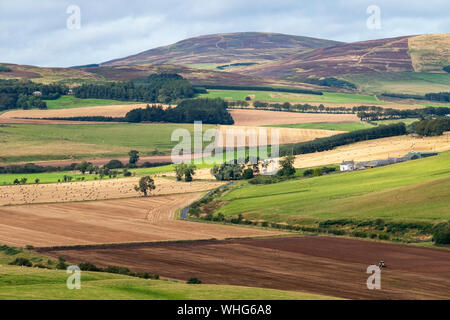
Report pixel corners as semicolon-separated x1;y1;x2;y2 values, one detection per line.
79;262;101;272
303;169;314;177
0;245;21;255
56;256;68;270
313;168;323;176
242;168;254;179
378;234;390;240
352;231;367;238
432;223;450;245
9;257;32;267
187;277;202;284
105;160;124;169
370;233;378;239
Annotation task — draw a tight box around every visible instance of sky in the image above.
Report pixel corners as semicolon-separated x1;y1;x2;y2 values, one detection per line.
0;0;449;67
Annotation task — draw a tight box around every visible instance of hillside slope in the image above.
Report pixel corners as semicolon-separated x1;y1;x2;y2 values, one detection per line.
246;34;450;79
101;32;342;68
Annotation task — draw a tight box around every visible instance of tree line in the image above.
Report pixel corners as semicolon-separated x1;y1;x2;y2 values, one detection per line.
0;80;67;110
194;84;323;96
413;117;450;136
73;73;195;104
279;123;407;156
296;77;357;90
124;98;234;124
357;106;450;121
381;91;450;102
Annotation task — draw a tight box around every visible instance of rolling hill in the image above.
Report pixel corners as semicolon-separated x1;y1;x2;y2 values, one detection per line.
246;34;450;79
100;32;342;68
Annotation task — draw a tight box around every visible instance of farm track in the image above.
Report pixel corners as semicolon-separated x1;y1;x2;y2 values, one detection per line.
39;236;450;300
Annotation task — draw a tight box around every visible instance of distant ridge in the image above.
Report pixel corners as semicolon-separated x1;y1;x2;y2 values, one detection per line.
101;32;342;67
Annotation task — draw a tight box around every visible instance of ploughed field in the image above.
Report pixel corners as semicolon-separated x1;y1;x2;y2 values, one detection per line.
0;194;281;247
38;236;450;300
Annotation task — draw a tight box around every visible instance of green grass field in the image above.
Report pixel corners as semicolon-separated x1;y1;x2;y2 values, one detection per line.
43;95;137;109
199;89;385;104
0;123;215;163
213;151;450;222
344;72;450;95
266;119;418;132
0;265;337;300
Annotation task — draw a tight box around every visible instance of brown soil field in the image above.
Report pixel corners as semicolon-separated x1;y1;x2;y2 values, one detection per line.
216;125;343;147
294;133;450;168
0;104;152;119
39;236;450;300
0;177;223;206
0;196;280;247
229;109;359;126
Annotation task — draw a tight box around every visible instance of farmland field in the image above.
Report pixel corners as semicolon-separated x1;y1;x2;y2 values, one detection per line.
199;89;386;104
212;151;450;222
0;192;284;246
0;103;149;120
43;95;139;109
267;119;419;132
0;123;214;163
292;133;450;169
0;177;224;205
39;236;450;300
344;72;450;95
229;109;359;126
0;265;336;300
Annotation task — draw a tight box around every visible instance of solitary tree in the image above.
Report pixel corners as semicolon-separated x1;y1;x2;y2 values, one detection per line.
134;176;156;196
128;150;140;166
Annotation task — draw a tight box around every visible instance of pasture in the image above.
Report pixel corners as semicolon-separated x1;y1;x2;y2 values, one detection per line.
43;95;138;109
213;151;450;222
199;89;385;104
0;123;214;163
0;265;334;300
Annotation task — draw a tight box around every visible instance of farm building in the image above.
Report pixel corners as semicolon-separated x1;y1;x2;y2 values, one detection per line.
343;152;438;171
32;91;42;97
340;161;355;171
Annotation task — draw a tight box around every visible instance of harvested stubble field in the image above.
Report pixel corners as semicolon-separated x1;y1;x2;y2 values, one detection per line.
0;177;223;206
229;109;359;126
0;195;281;247
216;125;343;147
39;236;450;300
293;133;450;169
0;104;150;120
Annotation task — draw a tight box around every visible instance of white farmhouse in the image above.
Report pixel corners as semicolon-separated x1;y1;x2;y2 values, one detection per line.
340;161;355;172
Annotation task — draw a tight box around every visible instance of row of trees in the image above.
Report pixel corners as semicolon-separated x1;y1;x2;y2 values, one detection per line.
196;84;323;95
296;77;357;90
74;73;195;104
413;117;450;136
381;91;450;102
252;101;384;114
357;106;450;121
280;123;407;156
125;98;234;124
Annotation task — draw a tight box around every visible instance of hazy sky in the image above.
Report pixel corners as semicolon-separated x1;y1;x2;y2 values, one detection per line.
1;0;449;67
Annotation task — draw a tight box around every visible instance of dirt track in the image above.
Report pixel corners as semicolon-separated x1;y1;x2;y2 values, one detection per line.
0;196;281;247
40;236;450;300
229;109;359;126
